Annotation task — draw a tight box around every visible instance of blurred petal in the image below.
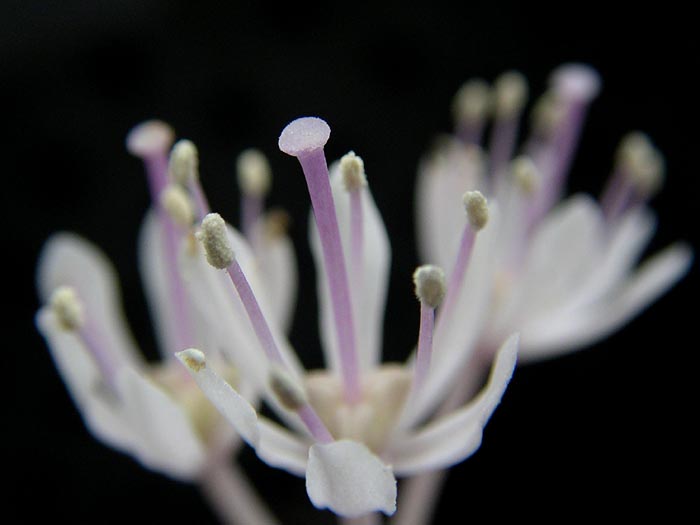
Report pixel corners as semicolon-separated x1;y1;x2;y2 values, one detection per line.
257;418;310;476
520;243;692;360
306;440;397;517
35;308;135;451
310;161;391;371
390;333;518;475
116;366;206;480
36;232;142;368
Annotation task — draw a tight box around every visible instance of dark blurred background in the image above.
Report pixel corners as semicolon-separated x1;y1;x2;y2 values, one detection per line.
5;1;697;523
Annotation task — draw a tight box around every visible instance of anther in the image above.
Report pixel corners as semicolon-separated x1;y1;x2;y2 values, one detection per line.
511;156;539;194
264;208;291;239
494;71;528;119
463;190;489;231
169;140;199;186
50;286;84;331
126;120;175;159
160;184;195;228
269;366;308;411
177;348;207;373
340;151;367;191
198;213;235;269
413;265;447;308
237;149;272;197
452;79;492;126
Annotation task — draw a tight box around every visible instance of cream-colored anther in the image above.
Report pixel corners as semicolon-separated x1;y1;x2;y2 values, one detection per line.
176;348;207;372
452;79;492;124
340;151;367;191
494;71;528;119
269;366;308;411
160;184;194;227
50;286;84;331
510;156;539;194
617;133;665;196
264;208;291;239
413;265;446;308
237;149;271;197
169;140;199;186
463;190;489;231
197;213;235;269
531;92;565;136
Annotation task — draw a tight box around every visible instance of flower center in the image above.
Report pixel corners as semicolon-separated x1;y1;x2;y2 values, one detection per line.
304;365;412;454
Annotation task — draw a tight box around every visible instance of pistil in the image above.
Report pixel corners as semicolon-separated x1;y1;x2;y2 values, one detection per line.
279;117;361;403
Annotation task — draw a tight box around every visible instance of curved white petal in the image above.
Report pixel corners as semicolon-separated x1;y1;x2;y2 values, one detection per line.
310;161;391;372
36;232;142;369
492;195;606;335
254;225;298;334
116;366;206;480
519;243;692;360
403;205;501;428
257;418;310;476
415;138;486;269
176;349;261;447
390;333;518;476
35;308;136;451
306;440;397;518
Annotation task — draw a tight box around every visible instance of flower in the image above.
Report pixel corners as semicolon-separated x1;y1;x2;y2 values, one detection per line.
175;117;519;518
35;121;281;525
417;63;691;368
397;63;692;524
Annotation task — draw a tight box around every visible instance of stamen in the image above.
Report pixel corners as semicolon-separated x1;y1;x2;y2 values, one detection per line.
279;117;360;403
340;151;367;346
439;191;489;324
169;139;210;220
602;133;665;221
269;367;333;442
263;208;291;240
128;121;195;354
412;265;445;392
340;151;368;191
160;184;195;228
50;286;118;389
489;71;528;189
198;213;236;270
50;286;84;331
452;79;491;145
237;148;272;244
511;156;539;195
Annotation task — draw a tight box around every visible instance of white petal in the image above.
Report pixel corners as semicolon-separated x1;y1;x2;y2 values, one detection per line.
390;333;518;476
254;226;298;334
176;349;260;447
403;205;501;428
519;243;692;360
257;418;310;476
492;195;606;334
36;232;142;368
116;366;206;480
415;139;486;269
310;161;391;371
35;308;136;451
306;440;397;517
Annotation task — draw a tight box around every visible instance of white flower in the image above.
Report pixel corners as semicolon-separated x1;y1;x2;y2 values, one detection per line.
35;121;281;525
176;117;519;518
416;63;691;364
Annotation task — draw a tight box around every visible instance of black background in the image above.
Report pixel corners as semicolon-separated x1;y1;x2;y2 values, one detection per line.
5;2;697;523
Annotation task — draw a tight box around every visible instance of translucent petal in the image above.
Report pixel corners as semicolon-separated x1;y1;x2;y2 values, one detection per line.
390;333;518;476
310;161;391;372
257;418;310;476
36;232;142;368
519;243;692;360
306;440;397;517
